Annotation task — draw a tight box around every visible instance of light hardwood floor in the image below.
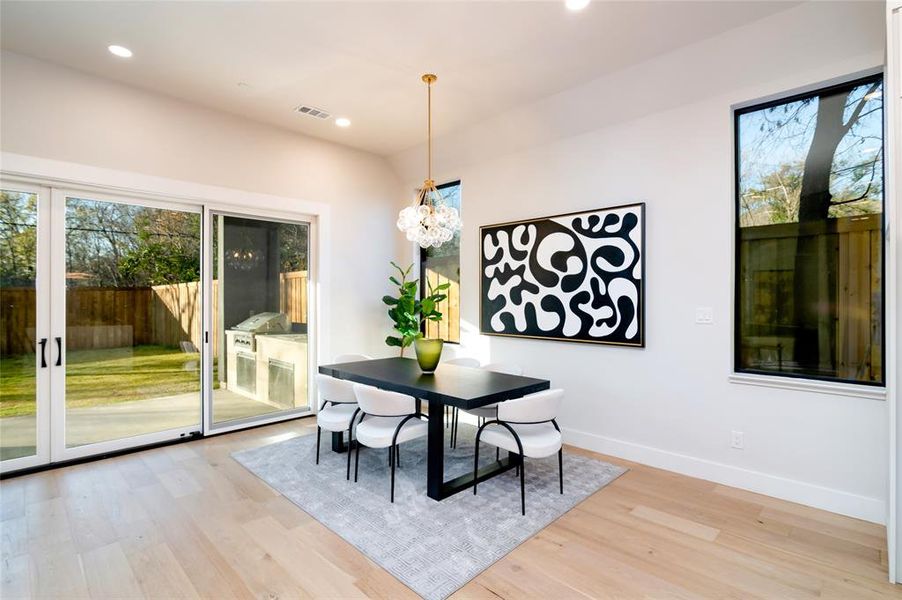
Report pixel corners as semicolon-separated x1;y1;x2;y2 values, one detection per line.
1;417;899;599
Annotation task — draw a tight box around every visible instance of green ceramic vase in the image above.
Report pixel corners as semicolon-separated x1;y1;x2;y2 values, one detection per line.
414;338;444;373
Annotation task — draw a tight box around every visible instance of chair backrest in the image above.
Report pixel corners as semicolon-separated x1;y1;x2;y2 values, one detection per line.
481;362;523;376
445;357;480;368
497;388;563;423
353;383;416;417
316;373;357;404
334;353;372;363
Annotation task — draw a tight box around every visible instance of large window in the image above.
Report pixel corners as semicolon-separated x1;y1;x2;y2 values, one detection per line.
735;74;884;385
420;180;460;343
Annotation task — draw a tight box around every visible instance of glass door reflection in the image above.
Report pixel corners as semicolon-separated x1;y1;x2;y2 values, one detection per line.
211;213;311;426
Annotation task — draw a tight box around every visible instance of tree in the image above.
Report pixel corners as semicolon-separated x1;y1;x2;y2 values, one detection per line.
118;211;200;285
792;80;880;373
0;192;37;287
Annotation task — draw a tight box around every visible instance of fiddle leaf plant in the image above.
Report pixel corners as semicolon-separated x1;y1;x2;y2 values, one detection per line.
382;261;451;357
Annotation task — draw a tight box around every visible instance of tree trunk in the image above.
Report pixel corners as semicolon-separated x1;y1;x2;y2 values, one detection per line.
792;91;850;374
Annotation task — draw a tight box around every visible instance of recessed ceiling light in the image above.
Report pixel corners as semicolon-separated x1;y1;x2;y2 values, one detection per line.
108;45;133;58
565;0;590;10
335;117;351;128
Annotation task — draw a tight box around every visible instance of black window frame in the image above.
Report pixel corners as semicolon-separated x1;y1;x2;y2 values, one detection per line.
732;72;886;387
419;179;461;343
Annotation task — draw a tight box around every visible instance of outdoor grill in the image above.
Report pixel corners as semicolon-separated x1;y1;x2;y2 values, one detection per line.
224;312;307;410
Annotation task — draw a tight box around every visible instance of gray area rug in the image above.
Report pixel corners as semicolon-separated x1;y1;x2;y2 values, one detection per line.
232;422;626;600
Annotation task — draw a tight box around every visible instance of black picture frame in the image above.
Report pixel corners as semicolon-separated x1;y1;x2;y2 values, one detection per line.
479;202;645;348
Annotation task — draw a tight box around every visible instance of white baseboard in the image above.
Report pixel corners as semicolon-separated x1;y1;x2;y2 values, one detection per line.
564;427;886;524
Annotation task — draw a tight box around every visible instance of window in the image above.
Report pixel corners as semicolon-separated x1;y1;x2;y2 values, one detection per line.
420;180;461;343
735;74;884;385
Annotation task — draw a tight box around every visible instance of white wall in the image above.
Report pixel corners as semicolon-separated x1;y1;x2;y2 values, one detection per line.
0;50;402;360
392;1;888;522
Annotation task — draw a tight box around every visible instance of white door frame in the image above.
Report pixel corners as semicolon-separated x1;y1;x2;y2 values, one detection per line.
0;180;52;473
886;0;902;584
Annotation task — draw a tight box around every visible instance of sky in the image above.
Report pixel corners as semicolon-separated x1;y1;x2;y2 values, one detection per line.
737;79;883;223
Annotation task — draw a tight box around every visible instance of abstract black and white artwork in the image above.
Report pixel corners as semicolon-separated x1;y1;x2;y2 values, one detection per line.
480;203;645;347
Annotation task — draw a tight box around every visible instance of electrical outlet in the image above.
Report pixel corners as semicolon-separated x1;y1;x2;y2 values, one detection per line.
731;430;744;449
695;307;714;324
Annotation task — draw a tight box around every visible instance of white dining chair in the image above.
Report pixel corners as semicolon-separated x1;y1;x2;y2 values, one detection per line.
451;362;524;448
443;357;481;437
352;383;428;503
473;388;564;515
315;354;372;479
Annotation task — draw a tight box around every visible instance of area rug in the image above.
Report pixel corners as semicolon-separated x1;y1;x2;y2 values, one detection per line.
232;423;626;600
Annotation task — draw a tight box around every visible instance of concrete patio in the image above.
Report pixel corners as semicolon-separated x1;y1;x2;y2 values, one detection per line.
0;387;308;461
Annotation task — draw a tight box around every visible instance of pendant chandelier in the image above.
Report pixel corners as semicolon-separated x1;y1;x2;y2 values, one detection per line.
397;73;461;249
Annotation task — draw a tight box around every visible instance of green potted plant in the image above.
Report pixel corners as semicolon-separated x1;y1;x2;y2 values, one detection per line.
382;261;450;372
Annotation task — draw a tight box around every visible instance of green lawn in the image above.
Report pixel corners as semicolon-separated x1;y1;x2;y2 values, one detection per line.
0;345;217;417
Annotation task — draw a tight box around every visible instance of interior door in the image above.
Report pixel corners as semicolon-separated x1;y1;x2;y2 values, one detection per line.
0;182;51;472
205;209;314;433
49;189;203;460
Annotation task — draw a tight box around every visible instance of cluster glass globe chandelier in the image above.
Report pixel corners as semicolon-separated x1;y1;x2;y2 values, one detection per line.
397;73;461;249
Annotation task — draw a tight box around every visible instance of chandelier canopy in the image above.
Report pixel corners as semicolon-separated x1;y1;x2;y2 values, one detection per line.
397;74;461;249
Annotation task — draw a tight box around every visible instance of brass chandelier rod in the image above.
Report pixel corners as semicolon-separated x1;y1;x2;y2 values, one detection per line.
423;73;437;187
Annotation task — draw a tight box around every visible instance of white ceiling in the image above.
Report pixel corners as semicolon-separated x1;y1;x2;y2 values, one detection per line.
0;1;799;156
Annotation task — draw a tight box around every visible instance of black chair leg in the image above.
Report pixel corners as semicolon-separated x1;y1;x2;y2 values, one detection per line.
354;439;361;482
445;405;449;429
454;409;459;448
315;426;321;464
520;455;526;516
558;449;564;494
388;446;393;467
450;408;456;448
473;436;481;495
496;447;499;462
451;407;460;448
390;444;397;503
396;444;401;469
346;431;353;480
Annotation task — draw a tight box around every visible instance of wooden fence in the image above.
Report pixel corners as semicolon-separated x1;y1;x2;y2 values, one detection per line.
423;268;460;343
738;215;882;382
0;271;308;356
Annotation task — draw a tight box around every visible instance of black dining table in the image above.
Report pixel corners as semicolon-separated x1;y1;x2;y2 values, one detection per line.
318;357;550;501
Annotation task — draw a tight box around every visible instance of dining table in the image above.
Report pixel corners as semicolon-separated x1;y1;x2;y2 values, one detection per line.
318;357;551;501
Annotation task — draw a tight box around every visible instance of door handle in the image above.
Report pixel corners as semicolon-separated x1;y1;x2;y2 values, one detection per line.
55;337;62;366
39;338;47;368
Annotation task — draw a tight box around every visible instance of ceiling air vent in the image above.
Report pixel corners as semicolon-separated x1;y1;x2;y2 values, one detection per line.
294;105;331;120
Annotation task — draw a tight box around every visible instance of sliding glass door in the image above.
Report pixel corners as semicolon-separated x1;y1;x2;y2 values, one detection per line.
0;182;50;471
207;211;313;431
1;186;203;472
0;181;316;474
51;191;203;459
